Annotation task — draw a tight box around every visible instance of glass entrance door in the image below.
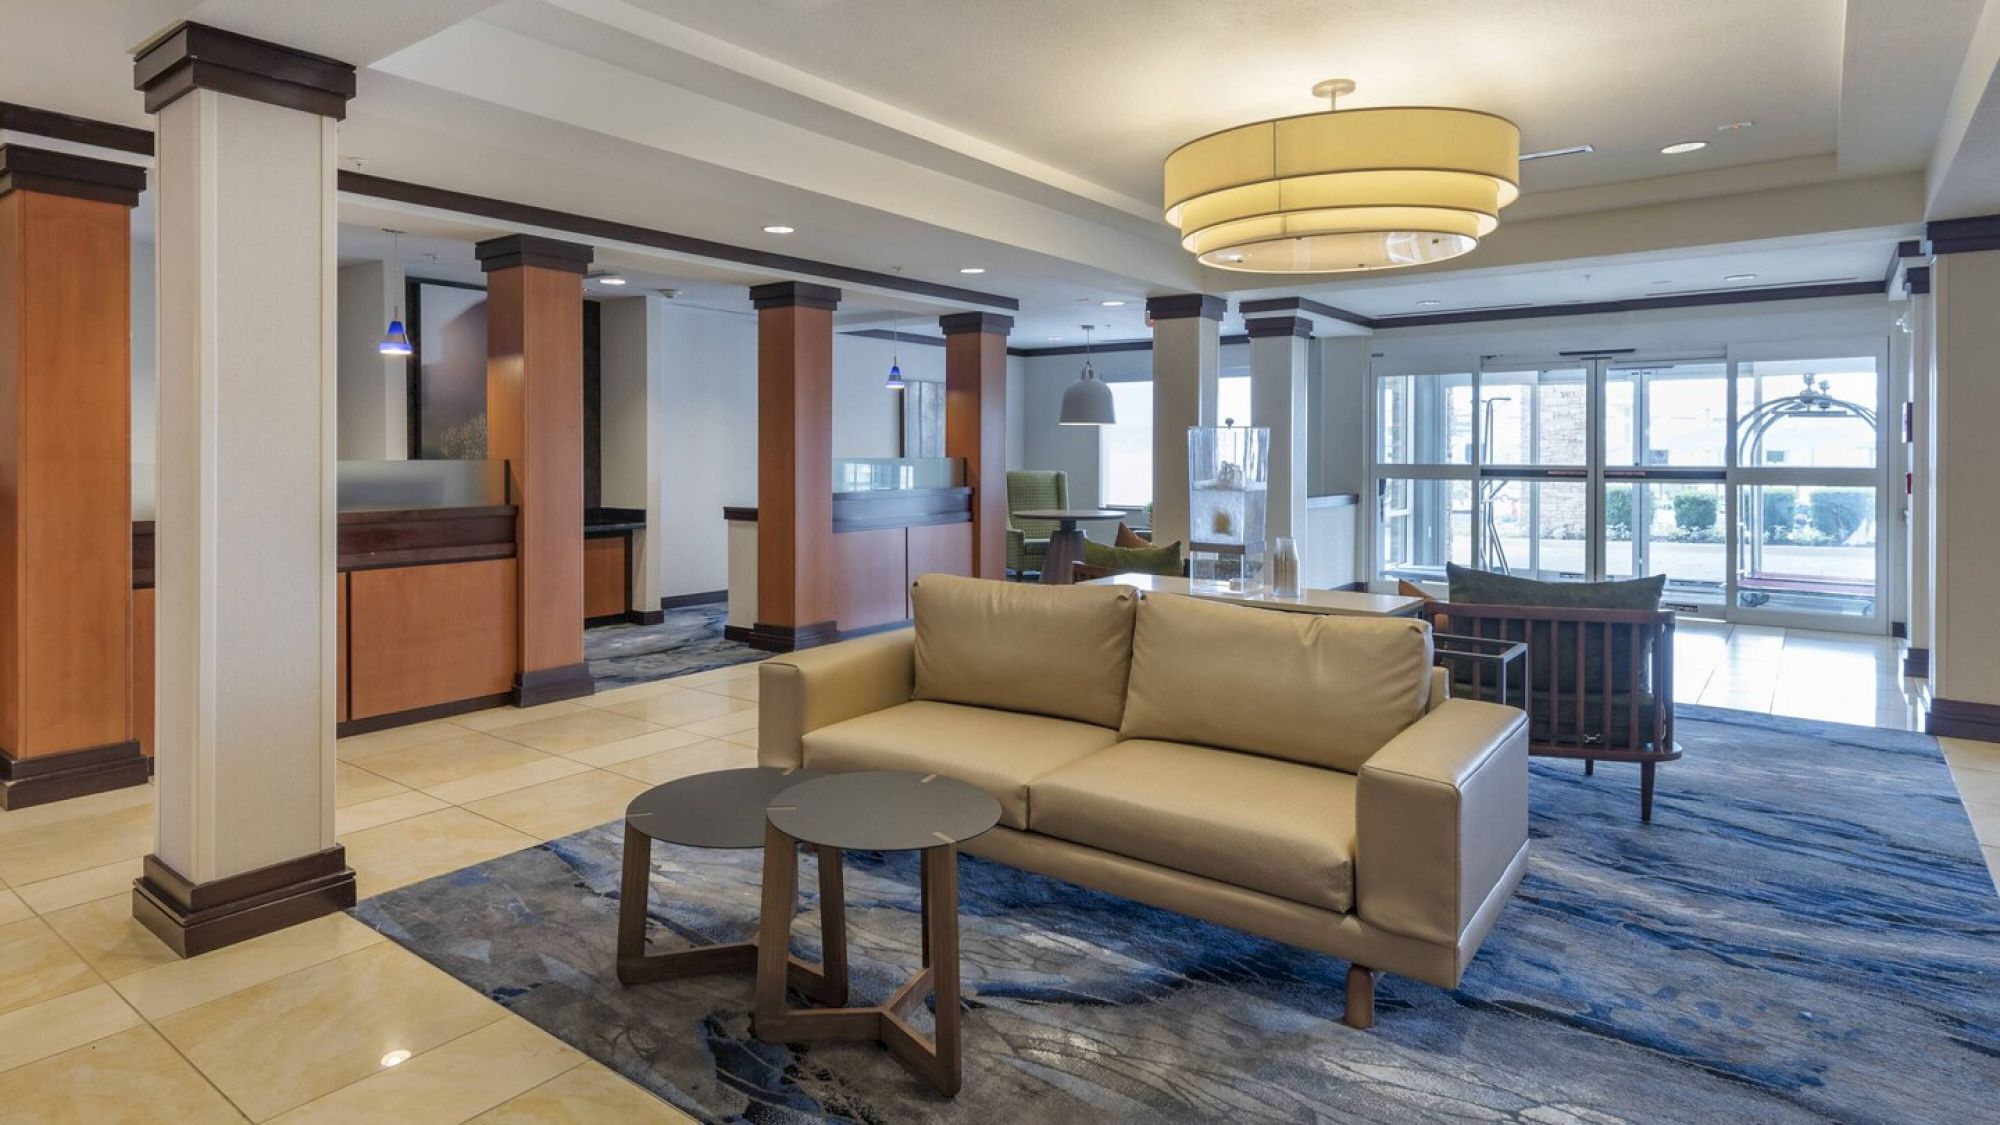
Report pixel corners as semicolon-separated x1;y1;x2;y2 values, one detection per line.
1372;347;1888;632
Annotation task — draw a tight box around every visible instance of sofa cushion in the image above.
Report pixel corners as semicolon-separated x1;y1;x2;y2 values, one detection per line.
1030;739;1358;912
802;700;1118;830
911;574;1137;729
1119;593;1433;773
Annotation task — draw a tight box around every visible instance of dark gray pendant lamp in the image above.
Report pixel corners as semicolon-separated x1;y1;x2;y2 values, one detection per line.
1059;324;1116;425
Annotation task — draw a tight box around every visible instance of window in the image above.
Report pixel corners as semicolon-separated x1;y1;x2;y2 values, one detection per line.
1098;381;1153;506
1096;375;1254;509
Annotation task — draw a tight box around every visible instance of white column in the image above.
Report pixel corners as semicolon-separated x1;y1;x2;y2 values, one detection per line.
1247;316;1311;550
1904;270;1933;681
1147;295;1223;549
600;295;668;613
135;23;357;955
1928;245;2000;739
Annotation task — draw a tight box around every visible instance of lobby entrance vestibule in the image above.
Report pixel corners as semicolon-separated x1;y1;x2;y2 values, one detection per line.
1373;342;1891;634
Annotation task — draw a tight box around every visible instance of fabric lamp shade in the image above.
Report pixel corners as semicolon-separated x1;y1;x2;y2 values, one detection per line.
1164;104;1519;273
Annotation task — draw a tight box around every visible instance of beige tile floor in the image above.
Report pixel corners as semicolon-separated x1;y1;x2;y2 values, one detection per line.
0;662;765;1123
0;629;1994;1121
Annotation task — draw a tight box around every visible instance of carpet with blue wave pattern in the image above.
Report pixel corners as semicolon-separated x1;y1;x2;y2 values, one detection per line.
352;705;2000;1123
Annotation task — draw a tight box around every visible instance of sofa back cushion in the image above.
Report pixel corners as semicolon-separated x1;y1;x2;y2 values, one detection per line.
1120;593;1433;773
911;574;1137;729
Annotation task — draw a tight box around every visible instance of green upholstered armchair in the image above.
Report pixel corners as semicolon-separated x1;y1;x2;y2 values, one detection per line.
1005;470;1069;577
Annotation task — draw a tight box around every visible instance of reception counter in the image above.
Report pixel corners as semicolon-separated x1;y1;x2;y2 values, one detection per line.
725;475;975;646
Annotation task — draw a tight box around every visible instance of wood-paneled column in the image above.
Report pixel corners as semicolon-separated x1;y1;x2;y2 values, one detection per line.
476;234;595;705
0;146;149;809
939;311;1012;579
132;23;358;955
750;282;840;651
1246;314;1312;552
1147;294;1224;549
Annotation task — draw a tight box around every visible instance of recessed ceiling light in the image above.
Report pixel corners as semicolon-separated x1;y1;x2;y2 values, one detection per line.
762;225;795;234
958;267;985;274
1415;299;1442;307
380;1050;412;1068
1650;279;1673;286
1724;273;1757;282
595;275;627;286
1520;144;1595;162
1047;336;1061;341
1100;300;1126;307
1660;141;1707;155
1716;120;1753;132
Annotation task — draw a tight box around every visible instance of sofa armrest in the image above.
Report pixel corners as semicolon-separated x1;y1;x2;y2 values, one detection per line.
1355;698;1528;950
758;628;916;768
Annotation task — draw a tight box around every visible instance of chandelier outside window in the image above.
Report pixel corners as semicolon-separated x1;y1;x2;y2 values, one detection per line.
1163;79;1519;273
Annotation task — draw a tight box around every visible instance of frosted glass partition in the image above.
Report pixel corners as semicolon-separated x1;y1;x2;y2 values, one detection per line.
832;457;965;493
133;462;155;521
337;459;509;511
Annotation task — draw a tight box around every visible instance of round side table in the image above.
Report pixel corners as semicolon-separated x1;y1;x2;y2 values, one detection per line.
1011;508;1125;585
754;770;1001;1096
618;766;845;1005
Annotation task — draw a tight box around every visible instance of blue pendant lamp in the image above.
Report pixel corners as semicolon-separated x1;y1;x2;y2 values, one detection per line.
885;316;907;390
378;230;414;356
1059;324;1116;425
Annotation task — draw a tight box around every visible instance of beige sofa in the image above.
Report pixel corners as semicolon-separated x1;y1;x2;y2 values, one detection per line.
759;574;1529;1028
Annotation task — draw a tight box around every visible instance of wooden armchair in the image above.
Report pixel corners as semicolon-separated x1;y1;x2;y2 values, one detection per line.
1422;601;1679;821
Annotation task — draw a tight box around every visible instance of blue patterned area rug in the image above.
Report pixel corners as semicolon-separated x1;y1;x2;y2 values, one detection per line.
352;706;2000;1123
586;604;763;689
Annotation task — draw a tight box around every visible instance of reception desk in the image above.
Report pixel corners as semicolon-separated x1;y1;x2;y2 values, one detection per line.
725;461;975;646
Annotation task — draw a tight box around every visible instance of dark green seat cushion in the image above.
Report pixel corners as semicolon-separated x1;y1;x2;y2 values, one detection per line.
1445;563;1665;610
1083;537;1183;576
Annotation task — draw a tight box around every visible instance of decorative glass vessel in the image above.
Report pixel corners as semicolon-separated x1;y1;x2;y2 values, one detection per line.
1188;424;1269;591
1271;536;1301;598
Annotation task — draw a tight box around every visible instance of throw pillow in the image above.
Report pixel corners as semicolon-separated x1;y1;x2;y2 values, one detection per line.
1083;537;1183;576
1114;522;1152;549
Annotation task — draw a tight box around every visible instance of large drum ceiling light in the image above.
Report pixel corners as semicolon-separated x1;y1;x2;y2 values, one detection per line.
1164;79;1519;273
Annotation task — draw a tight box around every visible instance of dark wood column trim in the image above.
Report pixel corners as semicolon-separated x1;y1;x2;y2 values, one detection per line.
0;740;148;810
0;103;155;156
938;311;1014;336
0;146;146;206
475;234;594;275
1928;697;2000;742
1902;647;1930;679
134;23;357;119
1237;294;1374;328
132;848;356;958
1905;266;1932;295
1925;214;2000;256
751;281;842;310
1244;314;1314;339
1145;293;1226;321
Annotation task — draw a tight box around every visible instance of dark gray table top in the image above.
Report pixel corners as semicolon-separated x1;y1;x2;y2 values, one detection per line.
767;770;1000;852
625;766;827;849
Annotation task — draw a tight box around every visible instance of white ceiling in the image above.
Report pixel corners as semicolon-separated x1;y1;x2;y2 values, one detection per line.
3;0;1995;346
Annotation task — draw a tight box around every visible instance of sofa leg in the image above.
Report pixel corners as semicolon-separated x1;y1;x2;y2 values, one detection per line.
1640;761;1656;823
1343;964;1377;1030
1583;759;1594;777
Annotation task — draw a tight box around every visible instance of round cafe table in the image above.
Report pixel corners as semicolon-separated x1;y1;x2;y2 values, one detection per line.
1012;508;1125;584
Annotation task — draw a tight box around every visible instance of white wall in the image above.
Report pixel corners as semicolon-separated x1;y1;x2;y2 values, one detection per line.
1018;341;1250;508
831;332;942;458
334;259;408;460
131;239;156;469
657;303;759;597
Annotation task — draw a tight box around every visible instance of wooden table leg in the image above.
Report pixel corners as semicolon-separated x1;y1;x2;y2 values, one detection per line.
923;843;962;1096
617;823;650;971
814;844;848;1006
754;822;799;1035
1039;525;1083;585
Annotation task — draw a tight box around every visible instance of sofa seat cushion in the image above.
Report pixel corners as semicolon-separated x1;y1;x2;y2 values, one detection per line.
1029;739;1358;912
801;701;1118;830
